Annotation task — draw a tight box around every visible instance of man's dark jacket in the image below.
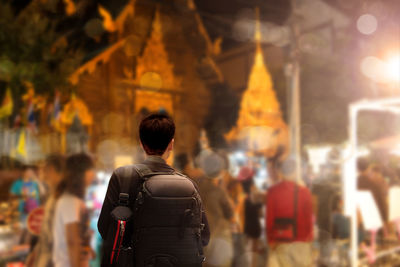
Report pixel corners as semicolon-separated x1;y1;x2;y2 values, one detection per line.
97;156;210;265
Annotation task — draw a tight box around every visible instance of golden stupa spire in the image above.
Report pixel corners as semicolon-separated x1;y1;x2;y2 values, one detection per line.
237;7;281;128
226;8;288;153
152;7;162;36
254;8;262;63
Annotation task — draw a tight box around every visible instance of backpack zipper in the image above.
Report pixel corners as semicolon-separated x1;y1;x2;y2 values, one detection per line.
120;220;125;237
116;221;126;262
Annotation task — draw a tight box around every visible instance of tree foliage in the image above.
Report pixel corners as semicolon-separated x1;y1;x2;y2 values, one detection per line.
0;2;83;101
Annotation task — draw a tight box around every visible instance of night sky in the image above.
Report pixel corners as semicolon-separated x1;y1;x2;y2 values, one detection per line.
194;0;291;49
9;0;292;50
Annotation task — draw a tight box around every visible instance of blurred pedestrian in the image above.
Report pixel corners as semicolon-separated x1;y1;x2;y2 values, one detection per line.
216;153;248;267
266;157;314;267
198;151;234;267
174;152;205;180
222;166;247;267
9;165;41;247
26;154;65;267
53;153;95;267
311;163;340;266
357;159;393;242
9;165;41;222
358;163;388;224
237;166;264;267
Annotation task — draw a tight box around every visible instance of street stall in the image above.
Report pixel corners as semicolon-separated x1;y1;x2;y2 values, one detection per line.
0;208;29;267
343;97;400;267
0;169;29;267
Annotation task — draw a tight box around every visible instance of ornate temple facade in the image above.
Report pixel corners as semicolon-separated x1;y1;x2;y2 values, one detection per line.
70;0;222;164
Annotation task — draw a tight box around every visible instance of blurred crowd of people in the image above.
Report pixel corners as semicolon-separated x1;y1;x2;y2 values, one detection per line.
174;149;314;267
4;153;96;267
4;146;400;267
174;148;400;267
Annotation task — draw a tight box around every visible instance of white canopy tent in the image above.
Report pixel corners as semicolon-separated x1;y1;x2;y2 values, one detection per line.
344;97;400;267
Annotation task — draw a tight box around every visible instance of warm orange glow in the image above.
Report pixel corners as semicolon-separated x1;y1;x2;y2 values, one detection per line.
61;94;93;127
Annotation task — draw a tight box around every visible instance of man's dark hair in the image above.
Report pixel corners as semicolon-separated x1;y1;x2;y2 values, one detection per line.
139;113;175;156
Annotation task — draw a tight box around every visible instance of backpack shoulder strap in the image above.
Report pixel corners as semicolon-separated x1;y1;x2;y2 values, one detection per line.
114;163;173;206
132;163;176;180
115;166;137;205
119;170;134;194
293;184;299;238
132;164;153;179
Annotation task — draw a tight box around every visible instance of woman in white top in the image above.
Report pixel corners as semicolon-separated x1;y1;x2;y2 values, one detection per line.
26;154;65;267
53;153;95;267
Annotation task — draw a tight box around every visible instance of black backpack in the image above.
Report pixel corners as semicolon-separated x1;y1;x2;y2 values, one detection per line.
104;168;135;267
104;164;205;267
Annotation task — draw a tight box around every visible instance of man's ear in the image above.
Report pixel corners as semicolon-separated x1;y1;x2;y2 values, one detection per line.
140;141;145;151
140;141;148;154
168;139;174;151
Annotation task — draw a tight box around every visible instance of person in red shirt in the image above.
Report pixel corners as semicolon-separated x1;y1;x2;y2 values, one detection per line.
266;157;314;267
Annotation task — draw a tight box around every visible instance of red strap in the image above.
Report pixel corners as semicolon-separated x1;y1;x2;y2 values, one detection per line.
116;221;127;262
110;220;121;264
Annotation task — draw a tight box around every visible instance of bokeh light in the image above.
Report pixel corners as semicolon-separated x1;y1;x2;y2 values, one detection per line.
140;71;163;90
299;33;328;54
96;139;120;167
204;238;233;266
101;113;125;135
232;18;253;42
385;54;400;83
238;126;279;151
84;18;104;38
123;35;139;57
357;14;378;35
361;55;400;84
360;56;386;83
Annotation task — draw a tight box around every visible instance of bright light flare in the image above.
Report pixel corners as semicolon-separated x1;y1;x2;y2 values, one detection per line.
385;54;400;83
360;54;400;83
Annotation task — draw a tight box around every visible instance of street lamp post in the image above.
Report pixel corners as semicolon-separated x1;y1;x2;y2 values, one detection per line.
287;18;302;183
287;59;302;183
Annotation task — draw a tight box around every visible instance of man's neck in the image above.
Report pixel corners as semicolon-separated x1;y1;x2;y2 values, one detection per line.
161;149;172;161
146;154;167;163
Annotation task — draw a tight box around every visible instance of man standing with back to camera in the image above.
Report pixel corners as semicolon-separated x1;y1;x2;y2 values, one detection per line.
98;113;210;267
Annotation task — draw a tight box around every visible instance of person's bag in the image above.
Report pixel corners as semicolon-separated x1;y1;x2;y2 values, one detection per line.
132;164;205;267
102;173;135;267
271;184;298;241
109;193;134;266
271;217;296;241
24;197;39;213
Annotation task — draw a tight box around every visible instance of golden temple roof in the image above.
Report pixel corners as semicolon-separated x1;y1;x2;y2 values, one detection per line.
134;8;182;114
